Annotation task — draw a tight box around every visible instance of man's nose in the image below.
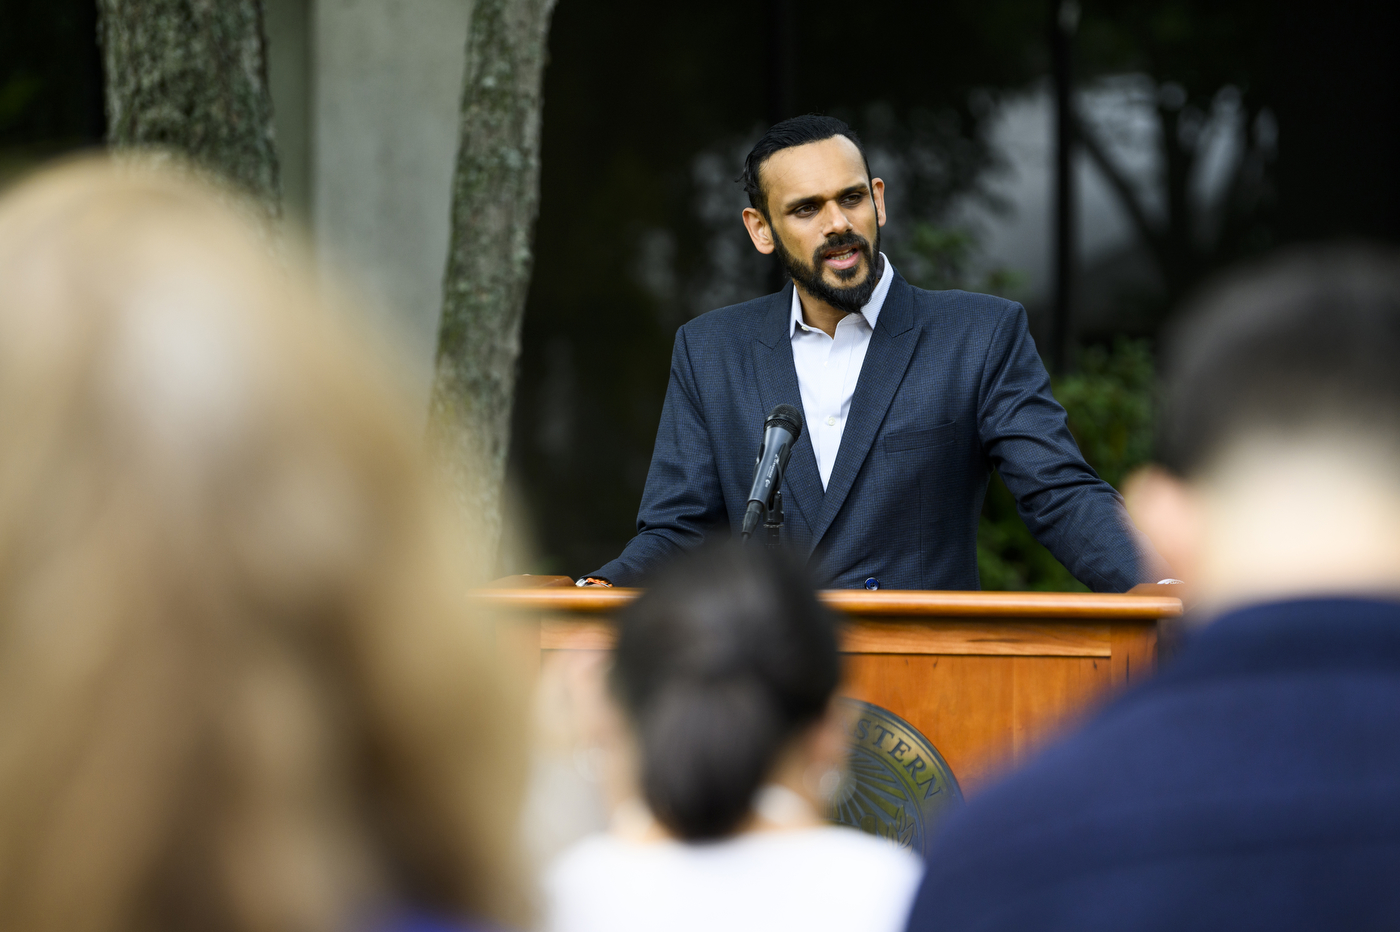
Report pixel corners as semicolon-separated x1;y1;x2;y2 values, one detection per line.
820;201;853;235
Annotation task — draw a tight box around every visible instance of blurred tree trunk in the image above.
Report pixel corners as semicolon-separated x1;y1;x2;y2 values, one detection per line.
97;0;281;218
428;0;557;559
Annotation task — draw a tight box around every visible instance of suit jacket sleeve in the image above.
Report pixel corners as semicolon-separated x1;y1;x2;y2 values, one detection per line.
585;326;726;585
977;303;1150;592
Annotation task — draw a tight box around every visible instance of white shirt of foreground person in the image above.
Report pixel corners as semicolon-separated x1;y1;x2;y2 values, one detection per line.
544;818;922;932
790;252;895;489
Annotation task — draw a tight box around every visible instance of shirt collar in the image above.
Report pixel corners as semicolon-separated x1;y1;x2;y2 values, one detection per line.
789;252;895;338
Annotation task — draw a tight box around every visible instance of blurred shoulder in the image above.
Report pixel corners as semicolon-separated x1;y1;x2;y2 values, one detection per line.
547;833;642;880
764;828;924;930
378;912;512;932
757;826;923;885
545;832;675;903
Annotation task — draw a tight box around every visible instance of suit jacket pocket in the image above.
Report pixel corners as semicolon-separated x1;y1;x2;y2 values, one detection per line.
884;420;957;455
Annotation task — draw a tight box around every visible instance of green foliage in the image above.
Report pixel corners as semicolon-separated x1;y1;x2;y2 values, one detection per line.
898;221;1023;297
1052;338;1156;489
0;74;42;129
978;338;1157;590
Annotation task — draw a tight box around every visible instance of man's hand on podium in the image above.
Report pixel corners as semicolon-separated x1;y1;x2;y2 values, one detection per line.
575;577;613;587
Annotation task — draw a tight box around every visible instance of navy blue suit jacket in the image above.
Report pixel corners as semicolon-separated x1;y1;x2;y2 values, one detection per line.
589;274;1145;590
904;597;1400;932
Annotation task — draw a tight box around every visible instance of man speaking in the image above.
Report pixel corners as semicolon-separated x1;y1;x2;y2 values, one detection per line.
582;115;1157;591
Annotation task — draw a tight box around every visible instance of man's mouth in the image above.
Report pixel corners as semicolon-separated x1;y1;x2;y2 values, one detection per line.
822;246;862;270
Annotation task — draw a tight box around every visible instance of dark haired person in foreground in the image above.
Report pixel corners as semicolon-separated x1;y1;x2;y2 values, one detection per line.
904;248;1400;932
546;545;921;932
581;114;1164;591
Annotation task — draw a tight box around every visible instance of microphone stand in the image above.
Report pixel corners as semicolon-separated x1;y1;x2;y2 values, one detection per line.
763;490;784;551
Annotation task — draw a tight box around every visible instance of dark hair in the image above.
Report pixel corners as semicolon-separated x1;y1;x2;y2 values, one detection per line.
740;114;872;216
609;544;840;840
1158;245;1400;476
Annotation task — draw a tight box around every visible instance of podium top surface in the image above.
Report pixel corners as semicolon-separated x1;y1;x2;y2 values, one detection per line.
472;586;1183;619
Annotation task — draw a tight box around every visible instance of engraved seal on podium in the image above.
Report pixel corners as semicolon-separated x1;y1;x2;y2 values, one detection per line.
827;698;963;857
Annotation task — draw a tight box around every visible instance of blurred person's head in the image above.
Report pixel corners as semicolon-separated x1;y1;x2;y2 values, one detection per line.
1130;246;1400;611
739;115;887;314
0;159;525;932
608;544;844;841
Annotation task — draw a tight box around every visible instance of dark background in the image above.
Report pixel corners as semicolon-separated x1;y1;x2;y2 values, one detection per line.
7;0;1399;583
512;0;1400;579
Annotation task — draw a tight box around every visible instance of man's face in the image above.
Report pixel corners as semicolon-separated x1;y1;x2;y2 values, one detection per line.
741;135;887;310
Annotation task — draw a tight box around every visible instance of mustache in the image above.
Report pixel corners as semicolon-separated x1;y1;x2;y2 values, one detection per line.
811;231;873;268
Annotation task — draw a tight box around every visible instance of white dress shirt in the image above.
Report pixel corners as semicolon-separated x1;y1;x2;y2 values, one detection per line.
790;253;896;489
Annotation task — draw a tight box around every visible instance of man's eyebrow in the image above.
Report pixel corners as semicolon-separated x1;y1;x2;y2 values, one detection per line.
782;183;871;213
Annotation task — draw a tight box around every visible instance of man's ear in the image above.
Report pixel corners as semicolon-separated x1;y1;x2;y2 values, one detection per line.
742;206;776;255
1123;464;1202;586
871;177;887;227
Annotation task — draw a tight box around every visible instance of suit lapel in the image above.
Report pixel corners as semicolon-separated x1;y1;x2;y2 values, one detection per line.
752;283;822;546
811;274;920;547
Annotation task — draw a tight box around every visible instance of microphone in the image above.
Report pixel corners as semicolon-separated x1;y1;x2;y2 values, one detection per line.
741;404;804;540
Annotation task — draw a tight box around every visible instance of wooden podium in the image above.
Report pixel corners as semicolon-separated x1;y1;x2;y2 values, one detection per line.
477;582;1183;796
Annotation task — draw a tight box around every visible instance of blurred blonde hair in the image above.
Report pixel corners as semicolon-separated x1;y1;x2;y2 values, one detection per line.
0;158;526;932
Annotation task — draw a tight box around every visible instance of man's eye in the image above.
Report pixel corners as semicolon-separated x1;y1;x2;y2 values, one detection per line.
842;194;864;206
795;205;817;216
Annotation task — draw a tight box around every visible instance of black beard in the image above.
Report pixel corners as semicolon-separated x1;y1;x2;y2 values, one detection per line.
773;227;883;314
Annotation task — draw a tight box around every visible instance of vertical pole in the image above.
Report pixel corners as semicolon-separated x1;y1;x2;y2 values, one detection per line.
1050;0;1078;374
766;0;795;127
766;0;796;294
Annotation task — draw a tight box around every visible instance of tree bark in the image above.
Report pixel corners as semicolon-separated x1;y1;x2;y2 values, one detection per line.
428;0;557;560
98;0;281;218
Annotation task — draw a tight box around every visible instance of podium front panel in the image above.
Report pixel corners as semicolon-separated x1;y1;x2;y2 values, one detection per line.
486;587;1177;797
